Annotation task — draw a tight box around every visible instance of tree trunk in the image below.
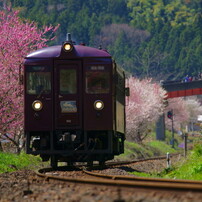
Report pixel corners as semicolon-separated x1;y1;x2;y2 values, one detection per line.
0;141;3;152
136;131;142;143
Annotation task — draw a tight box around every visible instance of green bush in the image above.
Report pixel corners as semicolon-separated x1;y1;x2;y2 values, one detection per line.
146;140;177;154
161;144;202;180
116;140;177;161
192;144;202;157
0;152;42;173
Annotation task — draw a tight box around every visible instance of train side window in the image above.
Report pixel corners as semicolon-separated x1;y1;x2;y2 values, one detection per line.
86;71;109;94
60;69;77;94
26;66;51;95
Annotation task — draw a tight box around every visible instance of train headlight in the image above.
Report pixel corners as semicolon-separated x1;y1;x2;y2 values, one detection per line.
63;42;73;52
94;100;104;110
32;100;43;111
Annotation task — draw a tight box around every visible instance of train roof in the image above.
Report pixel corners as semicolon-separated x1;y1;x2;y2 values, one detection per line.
25;44;111;59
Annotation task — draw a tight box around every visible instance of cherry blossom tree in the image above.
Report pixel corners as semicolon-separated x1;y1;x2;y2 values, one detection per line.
165;97;202;132
185;97;202;132
126;76;167;142
0;8;58;152
185;97;202;122
165;98;189;132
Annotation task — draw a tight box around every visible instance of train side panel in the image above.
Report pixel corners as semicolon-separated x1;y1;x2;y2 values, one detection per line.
115;66;126;134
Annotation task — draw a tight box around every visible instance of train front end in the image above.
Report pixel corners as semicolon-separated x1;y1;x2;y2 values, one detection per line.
24;39;126;167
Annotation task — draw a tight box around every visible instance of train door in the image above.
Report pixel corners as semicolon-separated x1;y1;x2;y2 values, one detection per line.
54;60;82;129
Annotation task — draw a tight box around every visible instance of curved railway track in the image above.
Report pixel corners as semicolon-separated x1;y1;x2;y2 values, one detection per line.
35;157;202;192
83;169;202;191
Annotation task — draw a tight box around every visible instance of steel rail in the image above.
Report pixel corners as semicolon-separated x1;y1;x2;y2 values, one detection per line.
105;153;180;167
35;168;202;191
83;169;202;185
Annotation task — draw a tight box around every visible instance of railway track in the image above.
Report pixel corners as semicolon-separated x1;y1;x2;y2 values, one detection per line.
83;169;202;191
35;157;202;192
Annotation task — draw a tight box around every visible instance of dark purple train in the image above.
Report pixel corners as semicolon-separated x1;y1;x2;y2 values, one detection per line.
24;35;127;167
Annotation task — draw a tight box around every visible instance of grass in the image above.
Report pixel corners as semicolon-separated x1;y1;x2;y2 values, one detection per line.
116;133;202;181
160;144;202;180
116;141;151;161
116;139;178;161
0;152;42;173
123;137;202;181
1;132;201;181
146;140;176;154
116;139;179;178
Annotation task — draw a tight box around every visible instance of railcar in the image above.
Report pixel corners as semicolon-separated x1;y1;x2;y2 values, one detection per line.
24;34;127;167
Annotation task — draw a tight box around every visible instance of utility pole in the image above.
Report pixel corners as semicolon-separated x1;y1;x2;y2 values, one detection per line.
184;133;188;157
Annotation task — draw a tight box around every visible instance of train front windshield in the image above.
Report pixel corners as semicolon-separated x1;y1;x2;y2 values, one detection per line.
86;70;110;94
26;66;51;95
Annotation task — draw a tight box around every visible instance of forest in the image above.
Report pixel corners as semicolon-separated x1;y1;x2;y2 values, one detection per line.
5;0;202;80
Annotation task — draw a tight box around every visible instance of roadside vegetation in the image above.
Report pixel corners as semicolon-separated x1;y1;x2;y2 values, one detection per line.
1;134;202;182
0;152;42;173
117;130;183;161
0;139;177;174
127;136;202;181
117;140;177;161
161;143;202;180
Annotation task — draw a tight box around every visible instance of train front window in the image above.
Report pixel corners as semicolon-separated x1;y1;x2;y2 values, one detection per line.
60;69;77;94
26;66;51;95
86;71;110;94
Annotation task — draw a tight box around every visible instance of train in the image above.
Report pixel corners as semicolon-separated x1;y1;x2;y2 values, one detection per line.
23;34;128;167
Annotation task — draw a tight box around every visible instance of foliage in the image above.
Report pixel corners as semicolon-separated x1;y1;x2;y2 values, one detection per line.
165;98;189;131
6;0;202;79
0;8;58;152
127;0;199;29
116;140;177;161
165;97;202;131
185;97;202;122
162;144;202;180
8;0;129;44
127;0;202;79
126;77;166;142
93;24;150;73
0;152;42;173
163;130;180;148
192;143;202;157
146;140;176;154
130;171;151;178
117;141;148;160
125;138;202;180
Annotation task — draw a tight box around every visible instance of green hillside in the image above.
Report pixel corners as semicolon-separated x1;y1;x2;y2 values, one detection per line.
5;0;202;80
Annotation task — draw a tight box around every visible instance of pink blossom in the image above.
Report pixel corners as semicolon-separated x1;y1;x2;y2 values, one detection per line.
165;97;202;131
0;8;58;152
126;76;167;142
